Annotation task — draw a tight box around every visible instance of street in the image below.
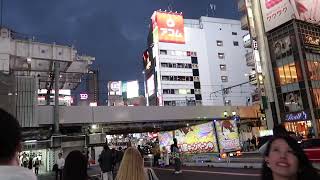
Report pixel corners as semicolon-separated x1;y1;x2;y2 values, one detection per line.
39;166;261;180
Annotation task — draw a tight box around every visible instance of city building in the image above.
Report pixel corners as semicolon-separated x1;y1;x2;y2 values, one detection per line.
238;0;320;136
86;69;100;105
143;10;254;107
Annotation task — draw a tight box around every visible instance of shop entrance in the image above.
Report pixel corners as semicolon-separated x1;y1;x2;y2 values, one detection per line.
284;120;312;138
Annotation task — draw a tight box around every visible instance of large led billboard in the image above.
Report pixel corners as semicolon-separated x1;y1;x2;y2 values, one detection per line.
215;120;241;152
126;80;139;98
151;11;185;44
174;122;218;153
261;0;320;32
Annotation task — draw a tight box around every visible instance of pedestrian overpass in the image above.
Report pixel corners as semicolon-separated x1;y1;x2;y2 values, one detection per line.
31;105;260;135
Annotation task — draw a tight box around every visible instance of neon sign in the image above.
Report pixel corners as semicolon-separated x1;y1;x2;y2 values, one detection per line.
285;111;307;121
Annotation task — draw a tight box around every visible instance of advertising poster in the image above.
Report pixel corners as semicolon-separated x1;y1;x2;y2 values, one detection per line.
215;120;241;152
158;131;174;152
261;0;320;32
174;122;218;153
151;11;185;44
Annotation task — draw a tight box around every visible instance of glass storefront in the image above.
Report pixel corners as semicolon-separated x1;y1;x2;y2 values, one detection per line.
20;149;49;174
284;120;312;137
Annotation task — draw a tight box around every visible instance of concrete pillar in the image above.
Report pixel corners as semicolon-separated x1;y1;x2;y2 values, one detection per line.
54;61;60;134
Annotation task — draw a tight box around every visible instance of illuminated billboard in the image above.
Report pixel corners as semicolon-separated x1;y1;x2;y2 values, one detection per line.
147;75;155;96
261;0;320;32
126;81;139;98
215;120;241;152
108;81;122;96
174;122;218;153
108;80;140;98
151;11;185;44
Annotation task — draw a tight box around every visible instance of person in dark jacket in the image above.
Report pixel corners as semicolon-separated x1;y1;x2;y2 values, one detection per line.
98;144;114;180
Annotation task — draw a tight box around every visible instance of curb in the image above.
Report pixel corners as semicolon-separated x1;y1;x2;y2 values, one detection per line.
183;162;262;169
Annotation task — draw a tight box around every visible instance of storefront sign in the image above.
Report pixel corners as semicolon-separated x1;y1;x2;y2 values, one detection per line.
304;35;320;46
285;111;307;121
151;11;185;44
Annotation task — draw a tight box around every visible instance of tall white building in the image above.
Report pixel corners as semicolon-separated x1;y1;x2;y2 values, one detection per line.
143;11;253;106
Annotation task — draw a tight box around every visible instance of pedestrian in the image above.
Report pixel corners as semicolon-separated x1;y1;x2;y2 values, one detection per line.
262;135;319;180
34;158;40;175
251;135;257;150
55;153;65;180
170;138;182;174
0;108;37;180
114;147;124;178
247;138;251;151
137;145;144;157
116;147;159;180
98;144;113;180
28;157;33;170
63;150;88;180
161;146;169;167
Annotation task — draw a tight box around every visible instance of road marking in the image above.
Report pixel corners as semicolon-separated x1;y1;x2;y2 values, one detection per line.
153;168;260;176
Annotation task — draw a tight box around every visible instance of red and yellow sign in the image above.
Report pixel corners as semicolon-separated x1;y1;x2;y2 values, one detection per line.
152;11;185;44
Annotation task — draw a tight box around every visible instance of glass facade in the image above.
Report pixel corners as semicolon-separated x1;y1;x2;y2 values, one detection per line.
268;20;320;136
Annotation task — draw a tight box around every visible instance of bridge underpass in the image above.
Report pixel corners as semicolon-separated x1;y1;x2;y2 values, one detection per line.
22;105;261;140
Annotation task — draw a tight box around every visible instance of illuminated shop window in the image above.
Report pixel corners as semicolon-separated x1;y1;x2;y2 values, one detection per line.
277;63;298;85
307;61;320;80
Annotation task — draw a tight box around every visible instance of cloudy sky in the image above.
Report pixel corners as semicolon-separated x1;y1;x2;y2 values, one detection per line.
4;0;239;102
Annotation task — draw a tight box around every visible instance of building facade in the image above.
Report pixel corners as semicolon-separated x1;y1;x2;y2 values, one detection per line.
267;20;320;136
144;11;253;107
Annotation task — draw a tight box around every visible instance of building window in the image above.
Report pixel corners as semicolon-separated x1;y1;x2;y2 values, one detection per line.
160;50;167;55
194;82;201;89
191;57;198;64
232;32;237;35
195;94;202;100
218;53;225;59
220;64;226;71
233;41;239;46
217;40;223;46
276;63;299;85
192;69;199;76
221;76;228;82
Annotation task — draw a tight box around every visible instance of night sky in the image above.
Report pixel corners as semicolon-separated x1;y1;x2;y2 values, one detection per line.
5;0;239;103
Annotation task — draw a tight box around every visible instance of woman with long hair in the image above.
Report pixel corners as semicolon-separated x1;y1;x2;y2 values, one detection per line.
116;147;158;180
262;135;319;180
63;150;88;180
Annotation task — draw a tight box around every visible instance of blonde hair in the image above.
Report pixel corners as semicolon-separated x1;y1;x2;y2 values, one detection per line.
116;147;146;180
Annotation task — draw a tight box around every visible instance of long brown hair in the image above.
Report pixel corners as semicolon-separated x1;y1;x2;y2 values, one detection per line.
116;147;146;180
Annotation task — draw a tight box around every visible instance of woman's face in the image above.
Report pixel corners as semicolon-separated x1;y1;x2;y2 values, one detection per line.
265;139;299;179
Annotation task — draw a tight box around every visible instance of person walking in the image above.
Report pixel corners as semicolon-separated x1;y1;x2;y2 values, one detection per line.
56;153;65;180
170;138;182;174
63;150;88;180
28;157;33;170
161;146;169;167
34;158;40;175
98;144;114;180
0;108;37;180
116;147;159;180
251;135;257;150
